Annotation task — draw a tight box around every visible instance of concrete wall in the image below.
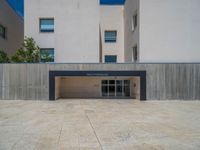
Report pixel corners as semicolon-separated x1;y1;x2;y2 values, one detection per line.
124;0;200;63
0;0;24;55
0;64;199;100
55;77;61;99
131;77;140;99
100;6;125;63
124;0;139;62
24;0;100;63
59;77;101;98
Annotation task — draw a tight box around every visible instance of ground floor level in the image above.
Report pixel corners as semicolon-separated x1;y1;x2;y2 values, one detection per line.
1;63;199;100
55;76;141;100
50;71;146;101
0;100;199;150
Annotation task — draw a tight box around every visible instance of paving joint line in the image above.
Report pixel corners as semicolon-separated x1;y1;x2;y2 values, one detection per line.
85;112;103;150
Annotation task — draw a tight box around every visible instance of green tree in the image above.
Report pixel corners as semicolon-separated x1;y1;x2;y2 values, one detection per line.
40;51;54;63
11;37;40;63
0;50;10;63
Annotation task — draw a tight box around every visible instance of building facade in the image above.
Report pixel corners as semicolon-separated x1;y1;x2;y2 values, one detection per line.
25;0;126;63
0;0;24;55
100;5;125;63
25;0;100;63
124;0;200;63
19;0;200;100
25;0;200;64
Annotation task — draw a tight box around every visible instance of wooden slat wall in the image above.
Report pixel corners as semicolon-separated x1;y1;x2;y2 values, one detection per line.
0;63;199;100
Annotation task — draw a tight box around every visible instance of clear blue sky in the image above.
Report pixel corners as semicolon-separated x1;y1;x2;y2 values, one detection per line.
100;0;125;5
7;0;126;17
7;0;24;16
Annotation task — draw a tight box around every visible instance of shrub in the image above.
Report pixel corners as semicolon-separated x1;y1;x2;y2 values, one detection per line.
11;37;40;63
0;50;10;63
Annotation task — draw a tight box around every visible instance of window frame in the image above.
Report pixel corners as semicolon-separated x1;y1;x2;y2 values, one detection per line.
40;48;55;63
39;18;54;33
104;55;117;63
104;30;117;43
101;80;131;97
0;24;6;39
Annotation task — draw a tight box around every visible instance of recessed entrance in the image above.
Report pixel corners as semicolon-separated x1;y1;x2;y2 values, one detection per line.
49;71;146;100
54;77;140;99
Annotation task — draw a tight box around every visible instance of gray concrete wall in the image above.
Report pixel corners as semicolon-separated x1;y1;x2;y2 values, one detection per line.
0;63;199;100
60;77;101;98
0;0;24;55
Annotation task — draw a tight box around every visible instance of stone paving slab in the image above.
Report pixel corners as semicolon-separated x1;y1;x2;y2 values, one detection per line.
0;100;200;150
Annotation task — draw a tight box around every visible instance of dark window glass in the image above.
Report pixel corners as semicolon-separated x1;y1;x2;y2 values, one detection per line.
105;31;117;43
101;80;131;97
40;19;54;32
102;86;108;96
116;80;123;85
0;25;6;39
132;14;137;31
109;86;115;96
133;46;138;62
116;85;123;96
124;85;130;97
102;80;108;85
109;80;115;85
124;80;130;96
124;80;130;85
40;48;54;62
105;55;117;63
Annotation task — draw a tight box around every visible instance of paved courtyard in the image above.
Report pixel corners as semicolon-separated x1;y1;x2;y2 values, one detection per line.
0;100;200;150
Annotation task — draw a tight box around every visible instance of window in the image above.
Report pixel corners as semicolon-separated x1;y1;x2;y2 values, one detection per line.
105;55;117;63
105;31;117;43
40;48;54;62
40;19;54;32
0;24;6;39
133;46;138;62
101;80;130;97
132;13;137;31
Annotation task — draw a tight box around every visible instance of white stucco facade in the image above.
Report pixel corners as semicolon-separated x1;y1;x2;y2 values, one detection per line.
124;0;139;62
25;0;126;63
0;0;24;55
100;6;125;63
25;0;200;63
124;0;200;63
25;0;100;63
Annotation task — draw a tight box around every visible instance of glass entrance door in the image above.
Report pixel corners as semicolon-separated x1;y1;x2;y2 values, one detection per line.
101;80;130;97
116;80;123;96
108;80;115;96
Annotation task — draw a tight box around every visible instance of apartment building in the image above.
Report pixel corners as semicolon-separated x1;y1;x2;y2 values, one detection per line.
25;0;127;63
24;0;200;100
25;0;200;64
0;0;24;55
